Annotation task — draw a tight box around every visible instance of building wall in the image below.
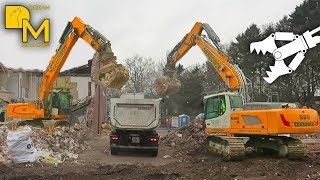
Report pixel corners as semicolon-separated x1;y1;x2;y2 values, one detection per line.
0;72;8;91
29;75;41;100
0;70;41;101
0;70;41;122
54;76;91;101
70;76;91;100
0;97;8;122
6;72;19;98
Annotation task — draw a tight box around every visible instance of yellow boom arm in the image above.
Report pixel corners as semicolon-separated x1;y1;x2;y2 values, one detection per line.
168;22;244;90
39;17;116;105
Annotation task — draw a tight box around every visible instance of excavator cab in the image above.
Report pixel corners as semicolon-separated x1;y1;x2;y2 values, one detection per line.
41;90;72;133
203;92;244;129
46;90;72;119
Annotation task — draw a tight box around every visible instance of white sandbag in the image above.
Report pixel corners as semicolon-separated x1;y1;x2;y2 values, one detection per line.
6;126;39;163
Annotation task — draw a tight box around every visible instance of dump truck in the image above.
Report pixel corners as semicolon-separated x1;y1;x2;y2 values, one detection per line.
109;93;161;156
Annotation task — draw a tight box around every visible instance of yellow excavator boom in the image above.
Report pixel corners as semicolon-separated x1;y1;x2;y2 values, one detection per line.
156;22;250;101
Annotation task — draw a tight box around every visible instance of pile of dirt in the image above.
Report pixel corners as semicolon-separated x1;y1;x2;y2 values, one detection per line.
3;156;320;180
0;123;92;164
160;123;207;159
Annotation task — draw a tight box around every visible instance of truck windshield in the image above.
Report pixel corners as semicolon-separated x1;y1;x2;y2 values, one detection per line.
229;95;243;108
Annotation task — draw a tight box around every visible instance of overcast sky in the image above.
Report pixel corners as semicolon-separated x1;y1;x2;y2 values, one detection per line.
0;0;304;71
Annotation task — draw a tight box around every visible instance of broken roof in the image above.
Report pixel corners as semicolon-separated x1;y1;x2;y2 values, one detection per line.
0;60;92;77
0;63;8;73
0;62;42;73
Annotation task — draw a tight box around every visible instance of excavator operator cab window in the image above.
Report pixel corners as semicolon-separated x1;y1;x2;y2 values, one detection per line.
50;92;71;115
228;95;243;109
57;92;72;115
51;93;59;108
204;95;226;120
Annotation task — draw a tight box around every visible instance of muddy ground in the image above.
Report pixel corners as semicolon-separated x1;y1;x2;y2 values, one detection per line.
1;129;320;180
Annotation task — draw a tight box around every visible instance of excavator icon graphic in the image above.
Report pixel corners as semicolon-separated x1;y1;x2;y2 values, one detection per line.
250;26;320;83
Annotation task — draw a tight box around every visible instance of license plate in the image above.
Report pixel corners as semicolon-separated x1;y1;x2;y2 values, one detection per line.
131;136;140;143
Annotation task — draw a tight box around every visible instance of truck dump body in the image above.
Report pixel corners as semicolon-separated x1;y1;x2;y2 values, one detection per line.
109;95;161;156
110;98;161;130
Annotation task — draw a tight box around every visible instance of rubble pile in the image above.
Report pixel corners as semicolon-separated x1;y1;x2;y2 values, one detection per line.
160;123;207;158
0;123;92;164
85;100;95;128
72;96;92;112
0;126;10;164
33;124;92;160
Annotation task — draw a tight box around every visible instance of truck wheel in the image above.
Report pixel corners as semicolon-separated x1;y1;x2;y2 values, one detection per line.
150;150;158;157
110;147;118;155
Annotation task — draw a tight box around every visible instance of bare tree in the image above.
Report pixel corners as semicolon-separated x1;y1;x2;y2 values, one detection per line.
123;55;160;95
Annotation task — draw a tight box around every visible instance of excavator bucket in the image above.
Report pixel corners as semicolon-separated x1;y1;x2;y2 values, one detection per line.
154;75;181;96
92;50;129;89
93;62;129;89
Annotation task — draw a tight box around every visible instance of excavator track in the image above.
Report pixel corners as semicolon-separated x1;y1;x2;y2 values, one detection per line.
7;119;45;130
207;135;305;161
207;135;245;161
246;136;305;160
284;138;304;159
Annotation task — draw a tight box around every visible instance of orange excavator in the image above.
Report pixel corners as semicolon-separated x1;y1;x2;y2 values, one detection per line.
155;22;319;160
6;17;128;128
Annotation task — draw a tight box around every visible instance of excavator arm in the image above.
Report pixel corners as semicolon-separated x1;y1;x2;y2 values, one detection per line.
39;17;122;105
7;17;128;119
167;22;202;64
156;22;250;101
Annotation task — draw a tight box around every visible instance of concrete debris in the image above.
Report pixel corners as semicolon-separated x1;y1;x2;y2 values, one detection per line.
163;155;172;159
38;151;63;166
0;123;91;164
101;123;111;130
160;123;207;159
0;125;10;164
72;96;92;112
85;100;95;128
154;75;181;96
